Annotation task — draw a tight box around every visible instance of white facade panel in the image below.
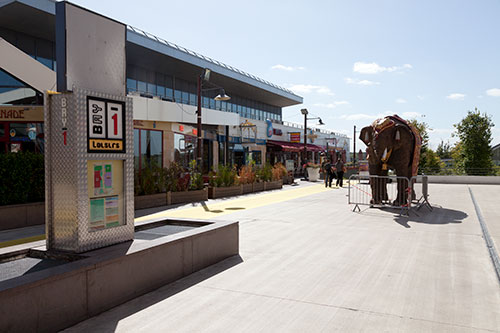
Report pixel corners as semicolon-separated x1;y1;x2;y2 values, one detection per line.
130;95;239;126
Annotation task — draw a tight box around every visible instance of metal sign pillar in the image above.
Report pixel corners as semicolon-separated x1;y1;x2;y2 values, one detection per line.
45;2;133;253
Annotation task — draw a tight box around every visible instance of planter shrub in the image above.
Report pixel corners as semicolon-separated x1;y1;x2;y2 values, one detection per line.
0;152;44;206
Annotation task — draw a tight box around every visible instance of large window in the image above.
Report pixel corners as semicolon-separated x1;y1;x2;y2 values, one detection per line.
126;63;284;121
0;122;44;153
134;129;163;170
174;133;196;169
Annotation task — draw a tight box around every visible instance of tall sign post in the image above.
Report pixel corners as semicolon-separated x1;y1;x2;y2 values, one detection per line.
45;2;133;253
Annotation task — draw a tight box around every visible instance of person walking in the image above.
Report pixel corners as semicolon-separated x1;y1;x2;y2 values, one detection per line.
322;159;333;187
335;158;345;187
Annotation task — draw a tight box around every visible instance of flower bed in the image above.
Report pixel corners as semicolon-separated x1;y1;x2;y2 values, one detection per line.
208;185;242;199
168;188;208;205
134;192;168;210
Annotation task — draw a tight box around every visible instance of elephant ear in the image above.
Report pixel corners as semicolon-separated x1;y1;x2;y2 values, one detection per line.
360;126;373;146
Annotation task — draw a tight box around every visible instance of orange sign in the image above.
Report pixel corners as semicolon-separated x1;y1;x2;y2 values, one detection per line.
0;106;43;121
289;132;301;143
89;139;124;152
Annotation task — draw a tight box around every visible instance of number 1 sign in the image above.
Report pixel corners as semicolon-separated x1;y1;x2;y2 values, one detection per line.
87;97;125;153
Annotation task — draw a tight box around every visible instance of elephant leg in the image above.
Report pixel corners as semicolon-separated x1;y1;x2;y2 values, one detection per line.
393;168;411;206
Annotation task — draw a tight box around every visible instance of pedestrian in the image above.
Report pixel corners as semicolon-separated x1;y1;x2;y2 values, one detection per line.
335;159;345;187
321;159;333;187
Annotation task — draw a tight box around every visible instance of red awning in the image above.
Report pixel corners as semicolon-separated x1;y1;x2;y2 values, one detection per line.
267;140;324;152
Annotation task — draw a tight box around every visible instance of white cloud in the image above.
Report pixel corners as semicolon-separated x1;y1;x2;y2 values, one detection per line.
345;77;380;86
313;101;350;109
288;84;334;96
396;98;407;104
446;93;466;100
417;95;425;100
353;62;412;74
339;112;389;121
486;88;500;97
271;64;305;71
401;111;422;119
339;111;421;121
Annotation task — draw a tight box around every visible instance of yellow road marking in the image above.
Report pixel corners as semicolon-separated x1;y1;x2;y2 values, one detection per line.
136;183;329;221
0;234;45;249
0;184;330;248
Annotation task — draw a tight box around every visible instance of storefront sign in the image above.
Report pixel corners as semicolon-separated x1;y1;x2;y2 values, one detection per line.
290;132;301;143
0;106;44;121
88;97;125;153
307;131;318;143
273;128;282;136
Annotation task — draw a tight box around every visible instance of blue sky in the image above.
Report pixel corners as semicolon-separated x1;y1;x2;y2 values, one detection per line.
72;0;500;151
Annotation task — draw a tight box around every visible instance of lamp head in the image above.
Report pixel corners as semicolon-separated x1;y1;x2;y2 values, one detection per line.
301;108;308;115
214;89;231;101
318;118;325;125
202;68;211;81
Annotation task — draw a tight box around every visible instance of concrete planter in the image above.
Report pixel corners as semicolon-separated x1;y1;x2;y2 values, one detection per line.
0;202;45;231
134;193;167;210
168;188;208;205
208;185;242;199
264;180;283;191
241;183;253;194
253;182;265;192
307;167;320;182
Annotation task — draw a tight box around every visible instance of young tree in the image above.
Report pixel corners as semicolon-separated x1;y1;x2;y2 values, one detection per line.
436;140;452;159
453;108;495;175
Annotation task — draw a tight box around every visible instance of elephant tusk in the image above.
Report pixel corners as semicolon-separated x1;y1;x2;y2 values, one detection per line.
382;148;388;160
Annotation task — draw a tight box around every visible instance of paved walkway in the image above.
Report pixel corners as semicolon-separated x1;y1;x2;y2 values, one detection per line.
61;183;500;332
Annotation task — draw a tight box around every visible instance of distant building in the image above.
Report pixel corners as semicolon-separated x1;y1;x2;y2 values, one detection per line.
493;143;500;166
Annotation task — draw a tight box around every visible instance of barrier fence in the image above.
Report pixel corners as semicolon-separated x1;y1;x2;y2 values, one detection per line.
348;174;432;216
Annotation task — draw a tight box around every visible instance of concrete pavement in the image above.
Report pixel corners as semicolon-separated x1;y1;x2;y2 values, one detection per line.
62;182;500;332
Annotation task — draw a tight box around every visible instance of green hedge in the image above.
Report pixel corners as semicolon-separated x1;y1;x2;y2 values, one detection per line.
0;152;44;205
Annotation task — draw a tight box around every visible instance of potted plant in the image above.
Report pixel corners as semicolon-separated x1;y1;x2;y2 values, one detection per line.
208;165;241;199
166;161;208;205
239;164;256;194
306;162;320;182
134;164;167;209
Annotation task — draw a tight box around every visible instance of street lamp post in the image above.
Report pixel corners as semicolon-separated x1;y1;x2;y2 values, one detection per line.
300;108;324;165
196;69;230;172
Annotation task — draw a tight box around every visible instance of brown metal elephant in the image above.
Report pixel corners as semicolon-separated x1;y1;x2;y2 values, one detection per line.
359;115;422;206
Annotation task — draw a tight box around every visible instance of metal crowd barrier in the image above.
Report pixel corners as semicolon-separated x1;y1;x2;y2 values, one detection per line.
348;174;432;216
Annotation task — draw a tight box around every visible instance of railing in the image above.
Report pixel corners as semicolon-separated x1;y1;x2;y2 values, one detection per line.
348;174;432;216
126;25;299;98
418;167;500;176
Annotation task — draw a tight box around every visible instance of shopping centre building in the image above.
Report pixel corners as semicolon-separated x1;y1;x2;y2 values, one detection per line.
0;0;350;174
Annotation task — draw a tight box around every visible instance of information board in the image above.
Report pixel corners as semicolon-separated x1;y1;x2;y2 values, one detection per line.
87;160;124;231
87;97;125;153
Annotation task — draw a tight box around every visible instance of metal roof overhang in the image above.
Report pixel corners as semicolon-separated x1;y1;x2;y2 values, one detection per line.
0;0;55;41
0;1;304;108
126;30;303;108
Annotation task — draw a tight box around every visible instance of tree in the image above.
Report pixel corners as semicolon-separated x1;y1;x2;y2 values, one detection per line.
436;140;452;159
453;108;495;175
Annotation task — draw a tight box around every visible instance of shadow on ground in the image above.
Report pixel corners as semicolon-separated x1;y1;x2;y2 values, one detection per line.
63;255;243;332
391;206;468;228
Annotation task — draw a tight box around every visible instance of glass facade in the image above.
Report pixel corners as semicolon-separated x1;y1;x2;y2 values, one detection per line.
0;122;44;153
126;64;282;122
134;129;163;170
0;27;56;70
174;133;196;169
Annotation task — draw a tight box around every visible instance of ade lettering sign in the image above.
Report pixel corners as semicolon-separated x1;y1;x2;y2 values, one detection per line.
88;97;125;153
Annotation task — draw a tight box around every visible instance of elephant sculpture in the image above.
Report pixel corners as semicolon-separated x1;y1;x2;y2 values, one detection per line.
359;115;422;206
